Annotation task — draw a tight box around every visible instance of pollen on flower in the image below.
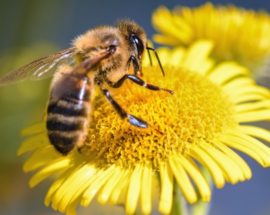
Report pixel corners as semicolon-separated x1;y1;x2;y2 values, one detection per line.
83;66;236;169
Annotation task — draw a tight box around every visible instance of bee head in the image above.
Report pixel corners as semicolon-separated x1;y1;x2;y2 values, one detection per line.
117;19;147;59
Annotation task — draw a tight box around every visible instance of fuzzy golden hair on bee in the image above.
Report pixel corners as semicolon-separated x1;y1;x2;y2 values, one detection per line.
117;19;147;48
50;64;73;85
72;26;121;54
117;20;147;40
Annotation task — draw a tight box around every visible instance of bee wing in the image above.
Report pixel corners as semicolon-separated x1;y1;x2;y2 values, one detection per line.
0;48;76;86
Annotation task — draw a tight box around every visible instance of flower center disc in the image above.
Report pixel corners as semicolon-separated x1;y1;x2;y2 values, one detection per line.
83;66;236;169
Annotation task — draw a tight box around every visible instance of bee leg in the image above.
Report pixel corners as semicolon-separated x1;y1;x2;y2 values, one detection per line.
100;87;148;128
128;55;143;76
107;74;174;94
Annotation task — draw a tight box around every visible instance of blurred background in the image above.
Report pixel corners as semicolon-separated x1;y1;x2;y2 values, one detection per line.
1;0;270;214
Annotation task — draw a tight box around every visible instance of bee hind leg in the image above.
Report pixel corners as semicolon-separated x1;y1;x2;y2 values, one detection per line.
100;88;148;128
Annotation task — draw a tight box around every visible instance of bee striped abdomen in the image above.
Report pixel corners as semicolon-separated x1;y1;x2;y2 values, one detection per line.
47;73;91;155
47;115;83;131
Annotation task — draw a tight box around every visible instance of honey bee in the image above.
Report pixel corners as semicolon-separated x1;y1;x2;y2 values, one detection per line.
0;20;173;155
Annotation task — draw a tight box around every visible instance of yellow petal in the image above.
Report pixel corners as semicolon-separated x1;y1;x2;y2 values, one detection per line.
126;164;143;215
238;125;270;143
221;133;270;167
215;142;251;180
158;162;173;214
98;166;123;204
177;155;211;201
228;86;270;103
52;164;97;212
235;100;270;113
21;122;45;136
236;110;270;122
45;168;76;207
222;77;254;94
23;146;60;172
190;147;225;188
81;165;115;207
153;35;181;46
230;93;268;104
199;143;244;184
169;47;186;67
140;165;152;215
182;40;214;74
209;62;248;85
169;154;197;203
109;170;130;205
17;134;47;156
29;158;69;187
152;6;192;44
228;132;270;162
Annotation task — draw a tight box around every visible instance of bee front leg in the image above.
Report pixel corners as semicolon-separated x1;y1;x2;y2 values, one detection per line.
128;55;142;76
106;74;174;94
99;86;148;128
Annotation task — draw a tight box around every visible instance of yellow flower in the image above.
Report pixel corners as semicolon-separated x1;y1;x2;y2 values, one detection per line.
152;3;270;74
18;41;270;215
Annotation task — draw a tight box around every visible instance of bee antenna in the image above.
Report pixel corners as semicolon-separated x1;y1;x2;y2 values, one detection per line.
146;46;165;77
146;42;153;66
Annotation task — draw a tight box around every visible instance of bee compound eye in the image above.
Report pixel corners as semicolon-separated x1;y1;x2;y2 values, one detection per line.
130;34;144;57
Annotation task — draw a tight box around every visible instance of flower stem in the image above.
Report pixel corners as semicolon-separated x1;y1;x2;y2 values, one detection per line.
171;180;188;215
191;167;212;215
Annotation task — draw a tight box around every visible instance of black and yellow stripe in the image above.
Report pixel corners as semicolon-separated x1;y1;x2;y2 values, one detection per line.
47;73;91;155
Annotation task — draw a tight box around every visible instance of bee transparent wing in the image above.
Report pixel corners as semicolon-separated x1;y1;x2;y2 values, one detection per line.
0;48;76;86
